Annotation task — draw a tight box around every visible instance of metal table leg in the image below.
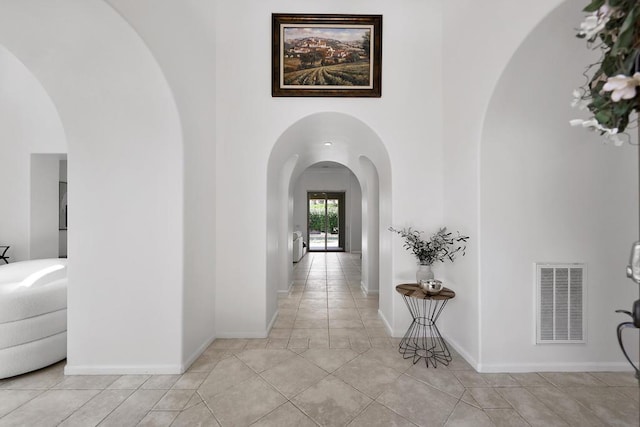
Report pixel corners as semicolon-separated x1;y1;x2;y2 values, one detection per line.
398;294;452;367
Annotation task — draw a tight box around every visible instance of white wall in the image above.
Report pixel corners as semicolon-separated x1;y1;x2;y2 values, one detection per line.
216;0;444;338
293;166;362;254
479;0;638;372
0;44;67;263
30;154;63;259
442;0;638;371
0;0;185;374
349;175;363;253
5;0;630;375
267;113;391;325
359;156;380;295
106;0;218;373
442;0;565;369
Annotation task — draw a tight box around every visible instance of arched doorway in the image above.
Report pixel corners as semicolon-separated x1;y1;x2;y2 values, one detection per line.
296;162;359;254
0;0;186;374
477;0;638;370
266;112;392;333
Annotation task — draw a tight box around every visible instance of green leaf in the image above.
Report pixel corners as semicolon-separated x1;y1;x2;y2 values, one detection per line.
583;0;605;12
618;4;637;34
623;48;640;73
613;100;632;116
595;110;612;125
618;115;630;133
591;95;607;108
612;29;633;56
601;55;619;76
612;6;638;55
608;0;623;6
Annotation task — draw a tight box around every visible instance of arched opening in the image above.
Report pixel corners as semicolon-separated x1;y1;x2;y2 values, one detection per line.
266;112;392;333
0;0;186;374
294;162;361;254
0;44;68;262
477;0;638;370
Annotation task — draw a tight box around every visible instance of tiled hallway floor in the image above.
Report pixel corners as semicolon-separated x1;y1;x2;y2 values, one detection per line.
1;253;638;426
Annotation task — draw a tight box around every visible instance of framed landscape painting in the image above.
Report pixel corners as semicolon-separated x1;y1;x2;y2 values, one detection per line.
272;14;382;97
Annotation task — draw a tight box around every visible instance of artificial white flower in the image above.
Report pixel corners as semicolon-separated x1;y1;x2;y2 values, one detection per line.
570;89;589;110
569;118;619;138
610;134;624;146
603;72;640;101
581;119;600;128
578;4;612;40
604;129;624;146
569;118;602;129
571;98;589;110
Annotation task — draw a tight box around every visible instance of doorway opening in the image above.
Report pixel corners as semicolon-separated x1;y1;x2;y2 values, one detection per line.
266;111;393;338
307;191;345;252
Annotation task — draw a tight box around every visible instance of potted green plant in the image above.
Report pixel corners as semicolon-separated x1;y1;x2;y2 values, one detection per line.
389;226;469;283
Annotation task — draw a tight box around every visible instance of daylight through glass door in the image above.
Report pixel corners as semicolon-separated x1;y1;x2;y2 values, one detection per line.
308;192;345;252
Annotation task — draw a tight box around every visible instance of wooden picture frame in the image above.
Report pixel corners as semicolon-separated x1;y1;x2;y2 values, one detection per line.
272;13;382;97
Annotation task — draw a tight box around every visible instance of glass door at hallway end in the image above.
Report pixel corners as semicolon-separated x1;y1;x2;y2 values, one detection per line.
307;192;345;252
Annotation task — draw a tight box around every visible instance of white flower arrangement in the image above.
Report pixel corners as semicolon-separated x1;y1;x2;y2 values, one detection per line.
571;0;640;146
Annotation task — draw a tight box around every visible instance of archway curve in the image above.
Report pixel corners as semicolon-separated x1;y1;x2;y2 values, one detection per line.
0;43;68;262
477;0;638;371
295;160;362;254
441;0;603;371
0;0;186;374
266;111;393;330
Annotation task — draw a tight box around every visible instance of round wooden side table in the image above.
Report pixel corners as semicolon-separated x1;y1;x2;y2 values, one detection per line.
395;283;455;367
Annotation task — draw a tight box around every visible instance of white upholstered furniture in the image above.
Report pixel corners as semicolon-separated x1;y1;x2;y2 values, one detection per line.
293;231;304;263
0;258;67;379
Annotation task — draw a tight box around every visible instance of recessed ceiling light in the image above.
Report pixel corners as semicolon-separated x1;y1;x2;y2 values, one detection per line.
323;141;332;146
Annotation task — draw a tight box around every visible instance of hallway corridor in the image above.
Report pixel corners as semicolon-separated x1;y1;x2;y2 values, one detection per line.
0;253;638;426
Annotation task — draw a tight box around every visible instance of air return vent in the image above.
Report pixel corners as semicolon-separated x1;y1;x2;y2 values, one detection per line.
536;263;586;344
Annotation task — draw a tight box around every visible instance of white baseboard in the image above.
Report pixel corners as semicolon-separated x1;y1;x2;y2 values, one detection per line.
64;364;183;375
360;281;379;296
65;332;217;375
215;311;277;340
476;361;636;373
378;309;394;337
266;309;278;334
181;332;217;373
378;308;412;338
278;282;294;294
440;334;479;370
214;331;269;339
442;334;637;373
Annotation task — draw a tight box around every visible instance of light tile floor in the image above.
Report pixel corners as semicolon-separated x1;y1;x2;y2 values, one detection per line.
1;252;638;426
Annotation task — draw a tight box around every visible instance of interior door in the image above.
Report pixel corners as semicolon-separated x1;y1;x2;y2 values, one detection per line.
308;192;345;252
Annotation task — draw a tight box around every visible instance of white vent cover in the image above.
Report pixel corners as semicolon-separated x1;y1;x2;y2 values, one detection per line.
536;263;586;344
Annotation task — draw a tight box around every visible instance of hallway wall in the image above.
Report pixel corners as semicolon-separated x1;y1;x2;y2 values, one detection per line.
216;0;444;337
3;0;632;374
0;45;67;262
443;0;638;371
106;0;219;372
479;0;638;371
0;0;185;374
293;166;363;254
30;154;65;260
